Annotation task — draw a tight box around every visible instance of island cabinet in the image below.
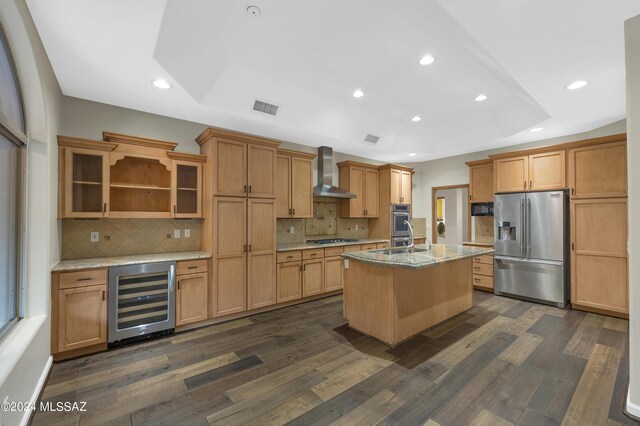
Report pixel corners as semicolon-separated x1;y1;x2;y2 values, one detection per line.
337;161;380;218
492;150;566;193
57;134;206;219
51;268;108;359
176;260;209;326
466;159;493;203
276;149;315;218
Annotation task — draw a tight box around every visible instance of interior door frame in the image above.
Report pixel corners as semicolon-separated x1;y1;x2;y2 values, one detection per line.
431;184;470;243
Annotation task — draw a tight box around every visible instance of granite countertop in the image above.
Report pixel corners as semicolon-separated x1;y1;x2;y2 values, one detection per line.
277;238;390;252
52;251;212;272
461;239;494;247
342;244;495;270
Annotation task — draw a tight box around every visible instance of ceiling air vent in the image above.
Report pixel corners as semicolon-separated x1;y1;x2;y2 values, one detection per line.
253;100;279;116
364;134;380;144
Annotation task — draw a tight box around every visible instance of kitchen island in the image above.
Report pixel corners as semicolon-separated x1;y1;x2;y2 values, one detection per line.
342;244;494;346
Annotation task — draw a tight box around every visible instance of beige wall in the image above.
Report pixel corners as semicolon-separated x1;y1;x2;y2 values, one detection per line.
412;120;627;236
0;0;63;424
625;13;640;418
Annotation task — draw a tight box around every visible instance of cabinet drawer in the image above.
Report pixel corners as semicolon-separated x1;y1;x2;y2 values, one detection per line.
59;269;107;290
473;274;494;290
376;242;390;249
343;245;362;253
324;246;344;257
176;259;208;276
302;249;324;260
473;255;494;265
361;243;377;251
472;263;494;277
277;251;302;263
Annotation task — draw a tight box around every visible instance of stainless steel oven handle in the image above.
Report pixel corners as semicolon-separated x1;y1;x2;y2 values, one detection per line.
169;264;175;293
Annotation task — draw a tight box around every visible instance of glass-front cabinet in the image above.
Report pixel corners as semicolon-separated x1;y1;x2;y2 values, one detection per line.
63;147;110;218
172;161;202;218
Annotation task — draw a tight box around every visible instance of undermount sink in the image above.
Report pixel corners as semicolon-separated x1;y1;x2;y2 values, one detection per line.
371;247;431;255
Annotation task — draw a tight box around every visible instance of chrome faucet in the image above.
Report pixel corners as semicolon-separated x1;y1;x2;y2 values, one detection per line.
404;220;415;252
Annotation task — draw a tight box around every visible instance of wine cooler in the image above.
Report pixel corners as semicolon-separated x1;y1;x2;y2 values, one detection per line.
108;261;176;344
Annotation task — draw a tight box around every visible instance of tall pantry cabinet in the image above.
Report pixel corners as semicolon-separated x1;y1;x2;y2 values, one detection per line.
197;128;279;317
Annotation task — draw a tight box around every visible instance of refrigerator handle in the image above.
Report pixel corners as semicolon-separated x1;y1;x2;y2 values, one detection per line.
520;198;525;254
527;198;531;256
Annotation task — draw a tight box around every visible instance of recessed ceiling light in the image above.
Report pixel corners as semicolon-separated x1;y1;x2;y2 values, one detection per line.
411;115;422;122
530;127;543;132
353;89;364;98
152;79;171;89
409;153;417;157
475;94;488;102
566;80;588;90
419;55;435;66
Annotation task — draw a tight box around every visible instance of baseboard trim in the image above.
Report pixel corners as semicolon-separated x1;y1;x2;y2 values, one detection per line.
21;355;52;426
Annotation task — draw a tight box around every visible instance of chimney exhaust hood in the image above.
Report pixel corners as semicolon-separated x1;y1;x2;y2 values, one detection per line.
313;146;356;199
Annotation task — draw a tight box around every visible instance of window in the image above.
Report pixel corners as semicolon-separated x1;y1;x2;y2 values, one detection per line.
0;23;26;343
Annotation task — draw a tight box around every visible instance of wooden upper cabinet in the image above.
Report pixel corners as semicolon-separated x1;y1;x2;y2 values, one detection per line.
467;160;493;203
400;171;412;205
275;150;315;218
62;146;111;218
529;151;566;191
215;139;247;196
171;156;205;218
247;144;276;198
338;162;379;218
494;156;529;193
390;169;402;204
569;141;627;199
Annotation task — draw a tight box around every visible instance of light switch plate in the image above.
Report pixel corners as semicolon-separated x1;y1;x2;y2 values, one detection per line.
184;229;191;238
289;226;295;234
174;229;180;239
90;232;99;242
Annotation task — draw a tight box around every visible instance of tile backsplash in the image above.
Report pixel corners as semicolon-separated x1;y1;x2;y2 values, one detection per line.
410;217;427;237
61;219;201;260
277;199;369;244
473;216;494;240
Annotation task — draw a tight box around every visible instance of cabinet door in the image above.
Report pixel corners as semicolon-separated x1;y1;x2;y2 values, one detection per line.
469;164;493;203
248;199;276;309
248;144;276;198
172;161;202;218
291;157;313;218
390;169;402;204
529;151;566;191
324;256;343;292
348;167;366;217
213;198;247;316
494;156;528;193
58;284;107;351
64;148;109;218
176;273;208;326
571;198;628;315
401;171;412;205
364;168;379;217
215;139;247;197
302;259;324;297
275;155;291;218
569;142;627;198
277;262;302;303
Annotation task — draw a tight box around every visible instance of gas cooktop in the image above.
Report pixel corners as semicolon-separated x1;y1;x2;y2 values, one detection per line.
306;238;359;245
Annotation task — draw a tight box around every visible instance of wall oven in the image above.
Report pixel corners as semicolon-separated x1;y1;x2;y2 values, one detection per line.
108;261;176;345
391;204;411;237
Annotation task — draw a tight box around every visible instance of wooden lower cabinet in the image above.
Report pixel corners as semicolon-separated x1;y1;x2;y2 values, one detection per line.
58;284;107;352
277;261;302;303
324;256;343;291
571;198;628;317
302;259;324;297
248;252;276;309
176;272;208;326
214;256;247;317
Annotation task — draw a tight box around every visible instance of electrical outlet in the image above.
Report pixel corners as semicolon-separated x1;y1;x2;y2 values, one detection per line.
355;225;359;231
289;226;295;234
184;229;191;238
174;229;180;239
90;232;99;242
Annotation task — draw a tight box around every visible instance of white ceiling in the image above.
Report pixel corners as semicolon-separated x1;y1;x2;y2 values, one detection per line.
26;0;640;162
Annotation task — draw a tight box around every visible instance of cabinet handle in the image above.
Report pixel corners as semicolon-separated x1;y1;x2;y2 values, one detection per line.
311;253;317;257
299;264;302;272
249;185;252;193
524;181;527;190
474;278;480;283
248;244;252;252
303;264;306;271
174;205;177;214
243;244;247;252
289;208;292;215
102;290;105;301
474;266;481;271
188;266;198;270
244;185;247;193
177;281;180;290
292;208;296;215
77;277;91;282
572;243;575;250
287;255;293;260
530;180;533;189
103;203;107;214
571;188;575;196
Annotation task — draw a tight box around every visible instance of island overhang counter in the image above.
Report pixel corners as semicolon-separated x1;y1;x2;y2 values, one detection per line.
342;244;495;346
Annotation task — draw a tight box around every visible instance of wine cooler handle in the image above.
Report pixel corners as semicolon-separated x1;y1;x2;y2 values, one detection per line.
169;264;175;293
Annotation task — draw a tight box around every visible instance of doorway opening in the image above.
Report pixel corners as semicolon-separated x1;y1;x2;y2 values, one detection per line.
431;184;469;245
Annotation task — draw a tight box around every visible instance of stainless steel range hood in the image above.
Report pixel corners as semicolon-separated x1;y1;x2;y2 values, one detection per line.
313;146;356;199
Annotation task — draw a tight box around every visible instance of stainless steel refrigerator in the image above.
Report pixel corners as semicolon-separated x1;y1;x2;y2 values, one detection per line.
494;190;569;307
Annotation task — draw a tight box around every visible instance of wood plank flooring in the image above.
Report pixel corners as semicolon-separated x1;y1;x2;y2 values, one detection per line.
33;291;638;425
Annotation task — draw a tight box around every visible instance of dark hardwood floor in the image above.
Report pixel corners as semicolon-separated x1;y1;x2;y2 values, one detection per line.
33;291;637;425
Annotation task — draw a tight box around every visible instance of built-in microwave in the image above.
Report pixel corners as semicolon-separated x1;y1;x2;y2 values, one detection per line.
471;202;494;216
